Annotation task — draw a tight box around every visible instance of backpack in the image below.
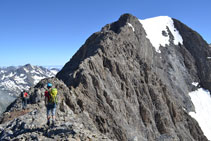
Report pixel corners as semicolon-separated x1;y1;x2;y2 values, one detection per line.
22;92;28;99
49;88;58;104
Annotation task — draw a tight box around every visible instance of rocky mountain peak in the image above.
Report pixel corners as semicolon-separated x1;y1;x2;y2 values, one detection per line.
102;13;139;33
56;13;210;140
0;14;210;140
24;64;34;69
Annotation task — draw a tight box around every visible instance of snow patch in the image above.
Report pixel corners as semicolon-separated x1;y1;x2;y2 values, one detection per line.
182;108;187;112
189;88;211;140
8;72;15;77
20;74;25;77
139;16;183;53
30;70;40;75
14;76;27;84
1;80;20;91
1;75;5;80
23;68;29;73
192;82;199;87
30;70;36;73
127;23;135;32
50;70;58;75
37;68;45;74
32;75;45;85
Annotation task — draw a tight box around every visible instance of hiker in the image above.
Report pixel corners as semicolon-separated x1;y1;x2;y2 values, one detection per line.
21;90;28;110
45;83;58;126
34;88;41;103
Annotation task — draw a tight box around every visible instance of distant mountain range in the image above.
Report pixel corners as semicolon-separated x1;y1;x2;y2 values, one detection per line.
0;64;59;97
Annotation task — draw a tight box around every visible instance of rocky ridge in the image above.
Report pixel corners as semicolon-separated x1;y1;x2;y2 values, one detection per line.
0;14;210;140
0;78;111;140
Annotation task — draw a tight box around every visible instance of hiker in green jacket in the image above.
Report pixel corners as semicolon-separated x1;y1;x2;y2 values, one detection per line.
44;83;58;126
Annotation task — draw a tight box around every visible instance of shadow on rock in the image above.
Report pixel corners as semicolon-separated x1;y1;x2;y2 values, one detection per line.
45;127;76;138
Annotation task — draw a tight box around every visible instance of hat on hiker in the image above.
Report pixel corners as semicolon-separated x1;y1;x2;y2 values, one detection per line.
47;83;52;88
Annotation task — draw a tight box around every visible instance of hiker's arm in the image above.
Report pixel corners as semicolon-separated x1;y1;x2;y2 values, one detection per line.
45;96;47;105
44;91;48;105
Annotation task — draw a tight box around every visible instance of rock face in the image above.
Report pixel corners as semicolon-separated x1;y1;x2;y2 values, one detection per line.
0;14;210;140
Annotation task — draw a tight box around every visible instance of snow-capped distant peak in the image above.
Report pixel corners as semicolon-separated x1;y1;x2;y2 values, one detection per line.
23;68;29;73
139;16;183;53
192;82;199;87
0;64;59;96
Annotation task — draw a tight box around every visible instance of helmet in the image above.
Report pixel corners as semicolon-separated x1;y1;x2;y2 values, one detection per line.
47;83;52;88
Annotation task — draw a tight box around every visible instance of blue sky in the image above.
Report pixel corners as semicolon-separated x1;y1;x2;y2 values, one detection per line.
0;0;210;67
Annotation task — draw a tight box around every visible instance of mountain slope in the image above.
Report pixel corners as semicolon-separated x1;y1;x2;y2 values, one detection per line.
0;90;15;114
0;14;210;140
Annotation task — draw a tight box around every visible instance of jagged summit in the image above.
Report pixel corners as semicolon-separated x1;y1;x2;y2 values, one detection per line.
1;14;210;140
24;64;34;69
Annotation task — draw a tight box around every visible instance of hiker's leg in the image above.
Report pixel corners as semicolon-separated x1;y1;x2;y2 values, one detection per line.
46;105;51;125
51;106;56;125
23;99;26;109
24;99;27;109
25;99;27;108
22;100;24;109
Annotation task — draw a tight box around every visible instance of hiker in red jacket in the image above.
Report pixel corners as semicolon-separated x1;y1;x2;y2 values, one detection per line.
21;90;29;110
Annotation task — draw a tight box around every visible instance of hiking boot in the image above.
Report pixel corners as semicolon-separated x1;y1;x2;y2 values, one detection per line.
47;120;50;126
52;121;55;127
